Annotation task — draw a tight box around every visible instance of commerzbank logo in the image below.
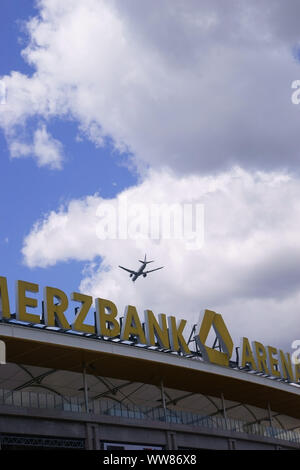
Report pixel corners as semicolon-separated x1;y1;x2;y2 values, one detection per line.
195;309;234;367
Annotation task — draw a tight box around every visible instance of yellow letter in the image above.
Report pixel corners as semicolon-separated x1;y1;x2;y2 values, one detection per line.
16;280;40;324
144;310;170;348
44;286;70;329
279;350;294;382
267;346;281;378
240;337;257;370
120;305;146;344
71;292;94;334
0;277;10;319
252;341;269;374
168;316;190;354
195;310;233;365
95;298;120;337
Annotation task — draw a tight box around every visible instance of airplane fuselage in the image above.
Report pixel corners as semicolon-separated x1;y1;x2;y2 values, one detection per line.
119;255;163;282
132;263;146;281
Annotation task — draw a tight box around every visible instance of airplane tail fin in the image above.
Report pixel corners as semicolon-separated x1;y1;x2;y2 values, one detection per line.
139;254;154;264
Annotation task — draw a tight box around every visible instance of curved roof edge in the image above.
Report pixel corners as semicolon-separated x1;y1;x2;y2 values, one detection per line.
1;322;300;418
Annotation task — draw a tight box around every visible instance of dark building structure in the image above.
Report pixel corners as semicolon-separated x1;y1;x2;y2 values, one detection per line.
0;319;299;450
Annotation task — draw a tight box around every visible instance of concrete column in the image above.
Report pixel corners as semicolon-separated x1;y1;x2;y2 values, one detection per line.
85;423;93;450
85;423;101;450
165;431;177;450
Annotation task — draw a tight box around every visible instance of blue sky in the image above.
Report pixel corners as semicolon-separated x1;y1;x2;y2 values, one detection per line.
0;1;35;75
1;0;300;349
0;0;137;313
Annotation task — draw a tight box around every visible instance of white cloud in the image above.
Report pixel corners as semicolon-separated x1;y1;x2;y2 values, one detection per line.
32;125;63;169
22;167;300;350
2;0;300;353
1;1;300;173
9;124;63;169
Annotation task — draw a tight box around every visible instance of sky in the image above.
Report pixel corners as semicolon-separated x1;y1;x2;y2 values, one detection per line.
1;0;300;354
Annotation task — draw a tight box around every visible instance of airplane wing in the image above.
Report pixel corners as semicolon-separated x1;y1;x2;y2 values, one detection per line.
119;266;137;275
144;266;164;274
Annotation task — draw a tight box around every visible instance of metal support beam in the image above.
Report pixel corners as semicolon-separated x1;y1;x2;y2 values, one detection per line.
268;402;273;429
83;365;89;413
90;380;134;402
94;376;137;405
160;379;167;422
221;393;228;425
165;391;195;406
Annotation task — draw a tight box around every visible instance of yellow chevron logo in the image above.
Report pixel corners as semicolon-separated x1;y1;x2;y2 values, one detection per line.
195;309;234;366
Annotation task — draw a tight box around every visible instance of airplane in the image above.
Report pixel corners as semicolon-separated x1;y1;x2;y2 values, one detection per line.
119;254;164;282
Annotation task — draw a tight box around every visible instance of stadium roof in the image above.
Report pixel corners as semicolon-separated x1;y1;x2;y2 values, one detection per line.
1;320;300;426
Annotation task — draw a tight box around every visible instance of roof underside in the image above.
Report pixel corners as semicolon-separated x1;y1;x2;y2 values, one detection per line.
0;362;299;432
0;321;300;430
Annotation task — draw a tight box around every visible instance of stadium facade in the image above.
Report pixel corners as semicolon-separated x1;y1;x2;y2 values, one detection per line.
0;276;300;451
